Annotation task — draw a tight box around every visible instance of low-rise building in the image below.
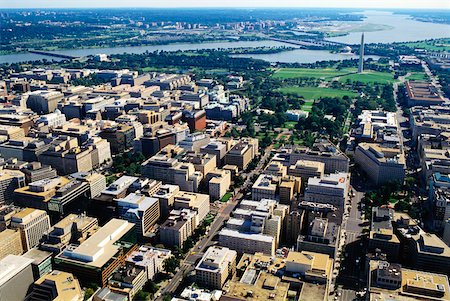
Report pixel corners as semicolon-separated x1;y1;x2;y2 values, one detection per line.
54;219;137;287
368;260;450;301
28;270;83;301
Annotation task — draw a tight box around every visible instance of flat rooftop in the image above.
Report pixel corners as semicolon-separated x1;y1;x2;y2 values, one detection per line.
58;219;133;268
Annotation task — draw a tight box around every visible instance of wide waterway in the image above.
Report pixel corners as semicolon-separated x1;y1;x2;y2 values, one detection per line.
327;11;450;44
1;10;449;64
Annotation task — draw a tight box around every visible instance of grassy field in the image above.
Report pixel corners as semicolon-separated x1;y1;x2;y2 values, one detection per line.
400;39;450;52
274;67;394;84
301;99;315;112
279;86;358;100
338;71;395;84
406;72;429;81
284;121;297;129
273;68;353;79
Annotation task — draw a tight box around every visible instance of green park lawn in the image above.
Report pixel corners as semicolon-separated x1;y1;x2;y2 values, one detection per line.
406;72;429;81
274;67;394;84
278;86;358;100
400;39;450;52
338;70;395;84
301;99;314;112
273;67;353;79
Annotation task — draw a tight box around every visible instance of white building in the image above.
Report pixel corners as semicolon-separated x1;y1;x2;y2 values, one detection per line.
195;246;237;289
35;109;66;128
304;172;349;209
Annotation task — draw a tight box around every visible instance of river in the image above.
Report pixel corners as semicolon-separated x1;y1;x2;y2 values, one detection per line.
1;10;448;64
327;11;450;44
232;49;380;64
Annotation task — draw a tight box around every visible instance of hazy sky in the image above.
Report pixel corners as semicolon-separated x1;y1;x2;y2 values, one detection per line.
2;0;450;9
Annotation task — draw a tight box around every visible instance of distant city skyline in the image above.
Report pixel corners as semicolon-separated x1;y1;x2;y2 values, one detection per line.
2;0;450;9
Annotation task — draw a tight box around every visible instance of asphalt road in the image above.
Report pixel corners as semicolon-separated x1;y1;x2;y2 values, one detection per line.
156;146;273;299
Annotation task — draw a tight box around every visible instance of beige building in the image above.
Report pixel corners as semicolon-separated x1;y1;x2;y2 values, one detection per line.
304;172;349;209
159;208;197;248
285;250;333;285
181;151;216;176
252;174;278;201
141;145;203;192
206;168;231;200
152;184;180;219
218;228;275;256
41;214;98;253
10;208;51;252
195;246;237;289
223;254;289;301
173;191;210;225
264;161;287;177
368;260;450;301
288;159;325;182
354;143;406;186
369;207;400;261
279;176;301;204
28;270;83;301
0;125;25;140
224;140;256;170
0;229;23;259
0;169;26;205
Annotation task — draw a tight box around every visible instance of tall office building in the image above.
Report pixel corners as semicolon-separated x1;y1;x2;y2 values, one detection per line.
358;33;365;73
10;208;51;252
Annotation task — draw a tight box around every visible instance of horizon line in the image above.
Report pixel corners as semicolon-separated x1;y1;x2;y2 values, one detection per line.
1;6;450;10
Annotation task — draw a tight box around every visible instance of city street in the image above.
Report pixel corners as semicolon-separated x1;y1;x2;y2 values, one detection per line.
156;145;273;299
334;177;367;301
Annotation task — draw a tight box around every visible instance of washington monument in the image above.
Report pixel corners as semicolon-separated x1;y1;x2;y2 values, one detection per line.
358;33;365;73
